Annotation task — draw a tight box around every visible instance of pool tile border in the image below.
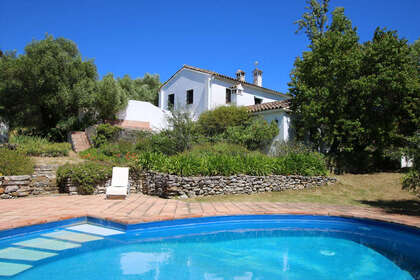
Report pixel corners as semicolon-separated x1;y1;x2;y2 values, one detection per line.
0;194;419;238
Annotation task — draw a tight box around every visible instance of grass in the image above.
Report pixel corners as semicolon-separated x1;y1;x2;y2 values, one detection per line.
185;173;420;216
31;151;85;165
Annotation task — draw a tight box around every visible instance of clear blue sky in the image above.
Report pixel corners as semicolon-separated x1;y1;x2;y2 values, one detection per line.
2;0;419;93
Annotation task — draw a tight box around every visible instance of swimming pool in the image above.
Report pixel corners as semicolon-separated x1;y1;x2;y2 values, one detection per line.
0;215;419;279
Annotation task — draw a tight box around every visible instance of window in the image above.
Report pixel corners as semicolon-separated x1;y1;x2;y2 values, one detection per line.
186;89;194;104
168;94;174;109
254;97;263;105
226;88;232;104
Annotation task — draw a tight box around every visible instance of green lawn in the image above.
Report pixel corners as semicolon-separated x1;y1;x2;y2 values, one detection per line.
185;173;420;216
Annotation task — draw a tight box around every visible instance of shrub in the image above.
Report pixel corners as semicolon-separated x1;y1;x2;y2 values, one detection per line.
136;111;200;155
274;152;328;176
91;124;122;148
197;106;250;136
57;162;112;195
401;132;419;194
10;135;71;157
0;148;34;175
270;141;314;157
80;143;137;165
188;142;249;157
224;117;279;150
402;170;420;195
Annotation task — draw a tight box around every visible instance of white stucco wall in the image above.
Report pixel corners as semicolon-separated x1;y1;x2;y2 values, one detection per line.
159;68;210;119
210;78;286;109
236;85;285;106
117;100;170;130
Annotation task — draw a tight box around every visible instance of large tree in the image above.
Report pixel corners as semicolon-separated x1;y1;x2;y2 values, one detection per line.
290;3;420;172
410;37;420;75
0;35;98;140
117;73;160;105
95;73;127;122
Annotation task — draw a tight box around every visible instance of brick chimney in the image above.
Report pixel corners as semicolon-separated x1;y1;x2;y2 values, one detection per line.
236;69;245;82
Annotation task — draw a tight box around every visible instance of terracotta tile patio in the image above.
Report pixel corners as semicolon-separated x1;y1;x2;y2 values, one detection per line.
1;194;420;231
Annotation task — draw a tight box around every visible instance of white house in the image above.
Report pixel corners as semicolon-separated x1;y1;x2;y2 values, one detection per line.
116;65;292;142
158;65;292;141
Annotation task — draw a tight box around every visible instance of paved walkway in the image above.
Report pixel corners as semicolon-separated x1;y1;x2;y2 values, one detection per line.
1;194;420;231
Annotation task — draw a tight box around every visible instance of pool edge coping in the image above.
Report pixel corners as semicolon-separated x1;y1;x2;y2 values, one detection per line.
1;213;419;240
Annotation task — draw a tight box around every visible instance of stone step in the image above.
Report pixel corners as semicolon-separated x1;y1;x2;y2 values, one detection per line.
70;131;91;153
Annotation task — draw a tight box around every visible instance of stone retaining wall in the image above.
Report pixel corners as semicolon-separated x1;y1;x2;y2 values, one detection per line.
62;174;143;195
141;172;337;198
2;166;336;199
0;165;59;199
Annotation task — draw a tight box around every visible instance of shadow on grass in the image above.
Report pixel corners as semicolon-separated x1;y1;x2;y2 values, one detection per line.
358;199;420;217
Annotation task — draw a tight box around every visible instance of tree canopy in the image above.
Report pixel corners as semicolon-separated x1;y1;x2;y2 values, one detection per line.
0;35;98;140
117;74;160;106
290;2;420;172
0;35;161;140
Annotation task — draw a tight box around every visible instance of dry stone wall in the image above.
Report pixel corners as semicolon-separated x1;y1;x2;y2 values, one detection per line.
0;165;59;199
62;174;143;195
141;172;337;199
2;166;336;199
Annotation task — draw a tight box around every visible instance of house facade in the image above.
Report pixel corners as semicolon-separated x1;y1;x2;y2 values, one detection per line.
158;65;292;142
116;65;292;143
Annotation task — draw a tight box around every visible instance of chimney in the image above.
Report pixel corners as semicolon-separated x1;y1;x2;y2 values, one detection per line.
253;67;262;87
236;69;245;82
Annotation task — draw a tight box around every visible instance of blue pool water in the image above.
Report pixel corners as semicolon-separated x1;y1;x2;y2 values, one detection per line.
0;215;419;279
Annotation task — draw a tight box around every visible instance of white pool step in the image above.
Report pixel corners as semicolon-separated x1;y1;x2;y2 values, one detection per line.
66;224;123;236
43;231;103;243
0;247;57;261
13;238;81;251
0;262;32;276
0;224;120;277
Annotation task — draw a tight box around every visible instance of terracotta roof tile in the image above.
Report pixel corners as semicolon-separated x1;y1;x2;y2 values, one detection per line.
246;100;290;113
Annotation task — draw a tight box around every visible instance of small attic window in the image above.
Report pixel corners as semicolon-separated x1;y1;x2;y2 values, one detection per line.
254;97;263;105
186;89;194;104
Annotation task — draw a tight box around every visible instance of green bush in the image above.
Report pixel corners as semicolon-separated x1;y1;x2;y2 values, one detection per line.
10;135;71;157
136;131;179;155
402;170;420;195
57;162;112;195
0;148;34;175
188;142;249;157
224;117;279;150
136;111;200;155
80;144;137;165
91;124;122;148
270;141;314;157
197;106;250;136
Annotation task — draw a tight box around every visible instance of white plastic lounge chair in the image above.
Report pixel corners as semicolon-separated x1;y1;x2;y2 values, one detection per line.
106;167;130;199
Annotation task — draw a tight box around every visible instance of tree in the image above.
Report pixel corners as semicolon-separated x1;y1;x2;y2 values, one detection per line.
410;37;420;75
95;74;127;122
0;35;98;140
295;0;330;43
290;6;420;172
117;73;160;105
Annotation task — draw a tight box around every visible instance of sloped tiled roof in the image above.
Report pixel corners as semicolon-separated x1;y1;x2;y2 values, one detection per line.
246;100;290;113
160;65;289;98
